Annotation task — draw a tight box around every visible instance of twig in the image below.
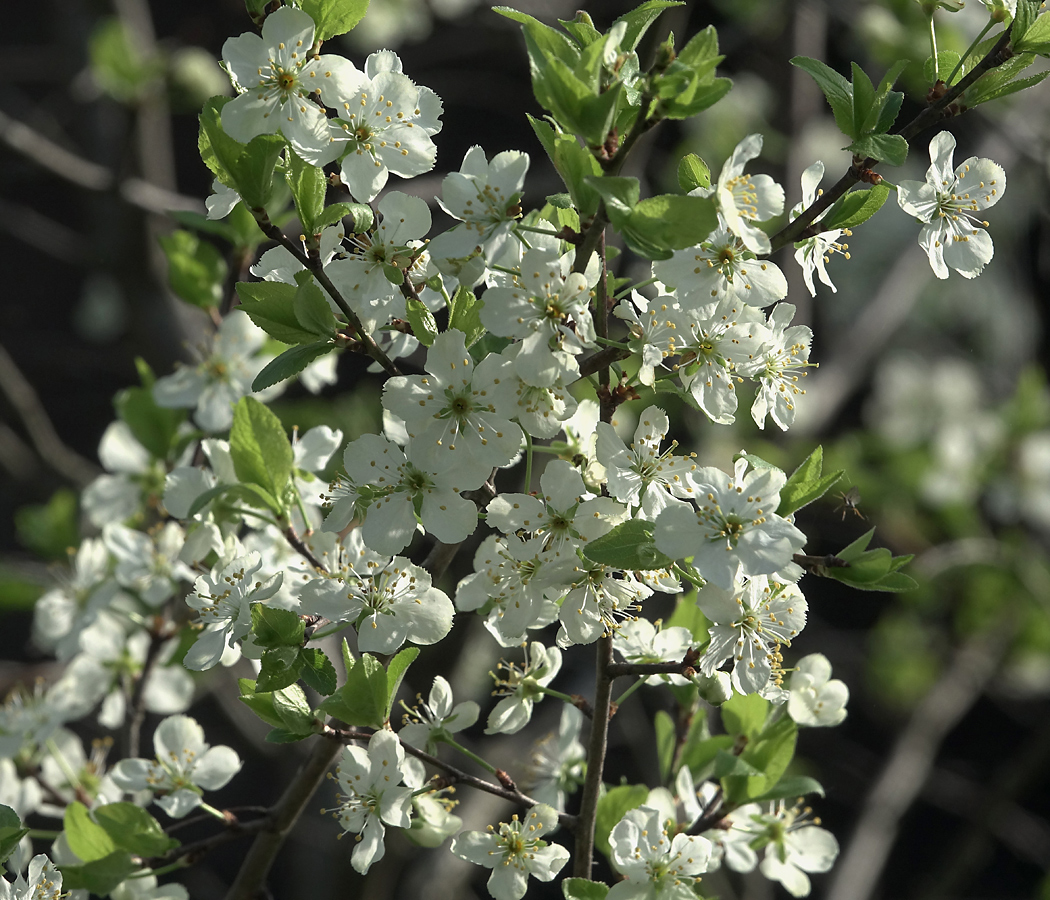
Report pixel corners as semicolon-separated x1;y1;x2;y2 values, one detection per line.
769;24;1016;252
224;733;343;900
825;625;1013;900
606;660;696;678
421;541;463;581
0;341;99;487
152;815;272;866
282;525;327;573
0;108;203;215
122;631;168;760
573;635;615;878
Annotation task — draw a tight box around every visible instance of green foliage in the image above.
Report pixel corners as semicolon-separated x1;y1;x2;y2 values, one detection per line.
614;1;684;53
528;115;603;218
89;18;161;103
822;184;892;231
562;878;611;900
777;446;844;518
15;489;80;560
447;287;486;348
963;51;1049;106
923;51;962;83
59;852;138;895
594;784;648;859
406;296;439;347
0;806;29;865
677;153;711;192
292;271;339;338
299;647;338;695
825;528;918;592
239;679;320;738
237;281;323;345
286;150;328;236
229;397;294;508
583;518;675;570
300;0;370;41
656;26;733;119
721;691;769;738
253;342;335;393
159;229;227;309
722;716;798;805
654;709;676;784
115;362;186;459
318;647;419;728
199;97;285;209
749;775;825;803
92;803;179;856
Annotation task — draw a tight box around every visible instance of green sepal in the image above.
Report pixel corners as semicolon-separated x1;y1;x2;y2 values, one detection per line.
251;604;305;648
252;341;335;393
199;97;285;209
848;133;908;166
582;518;674;570
821;184;891;232
299;0;370;41
256;645;303;692
158;230;227;309
562;877;611;900
447;286;486;348
677;153;711;192
300;647;338;695
229;396;294;502
406;296;439;347
0;806;29;865
92;803;179;856
776;445;844;518
237;281;323;345
293;270;339;337
594;784;649;860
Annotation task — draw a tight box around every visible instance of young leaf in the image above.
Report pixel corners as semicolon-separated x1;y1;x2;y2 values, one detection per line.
655;709;676;784
562;878;611;900
791;57;855;138
923;51;962;84
582;519;675;570
851;62;876;139
115;385;185;460
677;153;711;192
229;396;294;501
613;1;685;53
93;804;178;857
159;230;227;309
300;647;338;695
64;801;117;862
185;482;282;518
776;446;844;518
199;98;284;209
0;806;29;865
292;271;339;337
821;184;891;232
271;682;316;734
286;149;327;234
256;645;303;692
749;775;825;803
237;281;321;345
848;133;908;166
721;691;769;738
299;0;370;41
447;287;486;348
251;604;305;648
528;115;603;218
252;341;334;393
385;647;420;720
238;678;286;729
59;852;138;896
406;296;439;348
593;784;649;859
318;652;388;728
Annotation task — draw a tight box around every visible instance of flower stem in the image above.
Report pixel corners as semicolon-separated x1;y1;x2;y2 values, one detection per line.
947;21;994;85
615;276;657;300
614;677;646;706
489;263;521;277
572;635;614;878
440;736;498;775
199;801;227;821
929;17;940;78
534;684;581;707
516;224;564;237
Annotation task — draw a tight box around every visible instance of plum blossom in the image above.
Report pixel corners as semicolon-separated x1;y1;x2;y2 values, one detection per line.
787;653;849;727
606;805;712;900
614;291;683;387
791;161;850;296
399;676;479;752
109;715;241;818
450;804;569;900
485;642;562;735
708;134;785;254
897;131;1005;279
0;854;62;900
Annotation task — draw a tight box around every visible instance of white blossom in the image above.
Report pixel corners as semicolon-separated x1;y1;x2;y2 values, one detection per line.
485;642;562;735
791;161;850;296
0;854;62;900
787;653;849;727
708;134;785;255
606;805;712;900
399;676;479;752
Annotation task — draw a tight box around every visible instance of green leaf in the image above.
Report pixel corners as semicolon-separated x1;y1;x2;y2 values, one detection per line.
314;202;352;231
528;115;603;218
851;62;876;139
237;281;320;345
159;230;227;309
562;877;611;900
543;59;623;146
821;184;891;232
822;528;917;592
406;296;439;348
657;26;731;119
238;678;287;729
676;734;734;777
594;784;649;859
726;716;797;803
654;709;675;784
721;692;768;738
293;271;339;337
59;851;138;895
385;647;420;720
749;775;825;803
791;56;855;138
230;396;294;501
558;12;601;49
626;193;719;253
265;728;310;743
199;97;285;209
924;51;961;85
93;803;178;856
582;518;675;570
712;749;764;778
15;490;80;560
253;341;334;393
447;287;486;348
271;682;316;734
286;150;327;234
776;446;844;518
0;806;29;865
299;647;338;695
666;591;709;643
89;18;160;103
733;451;782;472
186;482;282;518
64;801;117;862
299;0;370;41
614;1;685;53
677;153;711;192
1015;12;1050;56
964;52;1048;105
318;652;389;728
256;645;303;692
251;604;305;648
848;133;908;166
116;383;185;460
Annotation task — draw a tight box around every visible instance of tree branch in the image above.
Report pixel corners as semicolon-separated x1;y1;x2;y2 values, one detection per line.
573;635;614;878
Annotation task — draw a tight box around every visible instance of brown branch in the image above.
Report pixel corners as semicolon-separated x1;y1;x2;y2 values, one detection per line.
577;345;632;378
769;24;1016;252
282;525;327;573
151;814;272;866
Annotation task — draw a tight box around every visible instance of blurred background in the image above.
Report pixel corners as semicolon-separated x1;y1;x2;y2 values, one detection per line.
3;0;1050;897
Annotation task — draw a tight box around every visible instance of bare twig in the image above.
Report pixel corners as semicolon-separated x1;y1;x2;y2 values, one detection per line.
0;341;99;487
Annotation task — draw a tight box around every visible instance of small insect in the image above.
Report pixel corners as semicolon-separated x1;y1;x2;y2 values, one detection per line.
834;486;865;521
